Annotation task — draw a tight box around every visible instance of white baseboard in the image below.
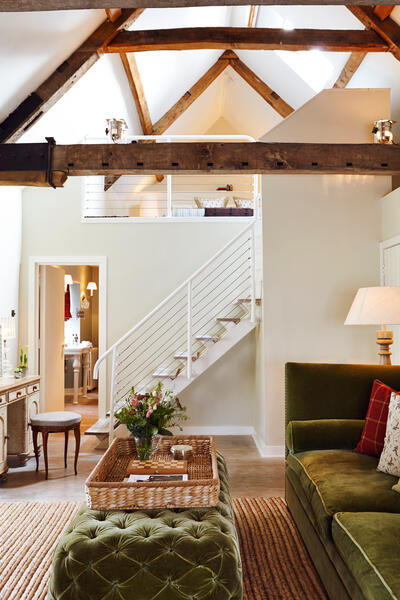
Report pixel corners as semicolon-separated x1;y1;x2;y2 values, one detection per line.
252;430;285;458
180;426;285;458
181;425;255;436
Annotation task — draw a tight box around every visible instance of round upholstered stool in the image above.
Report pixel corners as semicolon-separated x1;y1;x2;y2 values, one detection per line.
30;412;81;480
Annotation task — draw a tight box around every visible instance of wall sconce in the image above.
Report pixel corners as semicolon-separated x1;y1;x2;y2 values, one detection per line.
64;274;73;292
105;118;127;143
372;120;396;144
87;282;97;296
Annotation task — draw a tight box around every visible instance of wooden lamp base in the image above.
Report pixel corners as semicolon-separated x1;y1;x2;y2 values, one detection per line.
376;328;393;365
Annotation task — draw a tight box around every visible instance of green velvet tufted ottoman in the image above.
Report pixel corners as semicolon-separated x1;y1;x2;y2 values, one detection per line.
48;452;243;600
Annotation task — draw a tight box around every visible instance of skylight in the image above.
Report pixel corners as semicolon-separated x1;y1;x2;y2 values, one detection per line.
273;15;334;93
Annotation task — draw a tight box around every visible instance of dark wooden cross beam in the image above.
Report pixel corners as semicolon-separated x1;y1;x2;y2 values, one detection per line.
1;0;398;10
106;27;390;53
348;6;400;62
1;142;400;187
0;9;144;143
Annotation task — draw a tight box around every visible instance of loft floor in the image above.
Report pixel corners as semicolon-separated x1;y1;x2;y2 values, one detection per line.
0;435;284;502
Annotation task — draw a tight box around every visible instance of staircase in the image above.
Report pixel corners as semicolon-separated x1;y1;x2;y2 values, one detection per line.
90;221;260;445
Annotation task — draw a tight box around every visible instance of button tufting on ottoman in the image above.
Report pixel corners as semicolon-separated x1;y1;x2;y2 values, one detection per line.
47;452;243;600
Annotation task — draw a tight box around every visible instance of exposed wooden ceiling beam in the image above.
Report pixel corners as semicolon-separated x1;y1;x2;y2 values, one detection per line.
121;53;152;135
151;52;230;135
1;142;399;186
333;51;367;88
104;52;153;191
106;27;389;53
373;5;395;20
348;6;400;61
105;7;122;21
2;1;398;10
227;51;294;118
0;8;144;143
248;5;260;27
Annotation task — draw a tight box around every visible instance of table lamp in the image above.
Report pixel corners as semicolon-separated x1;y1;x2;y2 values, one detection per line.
345;287;400;365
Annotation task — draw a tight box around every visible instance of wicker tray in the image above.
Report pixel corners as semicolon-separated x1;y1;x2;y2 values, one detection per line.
85;435;220;510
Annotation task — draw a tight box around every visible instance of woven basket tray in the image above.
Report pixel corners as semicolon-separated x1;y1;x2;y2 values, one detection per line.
85;435;220;510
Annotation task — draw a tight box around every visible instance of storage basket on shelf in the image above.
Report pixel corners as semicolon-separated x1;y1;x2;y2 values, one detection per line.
85;435;220;510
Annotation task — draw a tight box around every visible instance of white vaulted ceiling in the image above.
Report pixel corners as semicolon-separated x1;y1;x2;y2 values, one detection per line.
2;5;400;142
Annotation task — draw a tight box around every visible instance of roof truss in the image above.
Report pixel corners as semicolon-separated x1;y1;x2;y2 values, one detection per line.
1;141;399;188
106;27;390;53
1;1;398;9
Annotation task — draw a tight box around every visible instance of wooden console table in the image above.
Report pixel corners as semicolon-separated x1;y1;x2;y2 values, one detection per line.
64;347;90;405
0;375;40;481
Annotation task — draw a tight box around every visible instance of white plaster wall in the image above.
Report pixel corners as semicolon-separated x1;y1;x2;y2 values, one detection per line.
259;88;392;451
0;187;22;368
382;187;400;241
19;180;256;429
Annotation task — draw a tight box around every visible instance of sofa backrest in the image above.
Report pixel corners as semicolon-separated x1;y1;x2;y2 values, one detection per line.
285;362;400;425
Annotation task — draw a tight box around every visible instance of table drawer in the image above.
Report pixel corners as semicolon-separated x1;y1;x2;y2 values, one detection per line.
9;387;27;402
27;383;40;395
0;393;6;405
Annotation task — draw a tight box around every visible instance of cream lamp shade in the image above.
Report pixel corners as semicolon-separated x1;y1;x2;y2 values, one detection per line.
87;282;97;296
0;316;16;340
345;287;400;365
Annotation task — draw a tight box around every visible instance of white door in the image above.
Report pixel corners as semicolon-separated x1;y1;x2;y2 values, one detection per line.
382;243;400;364
39;266;65;411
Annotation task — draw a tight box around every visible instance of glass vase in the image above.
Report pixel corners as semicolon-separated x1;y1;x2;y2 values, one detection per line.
134;434;160;460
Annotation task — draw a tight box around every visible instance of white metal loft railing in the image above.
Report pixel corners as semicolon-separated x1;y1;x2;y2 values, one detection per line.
93;221;257;442
82;135;261;220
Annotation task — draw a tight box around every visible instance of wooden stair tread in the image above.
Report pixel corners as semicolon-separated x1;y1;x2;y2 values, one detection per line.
237;298;261;305
85;417;118;436
217;317;241;324
174;352;199;361
196;335;219;342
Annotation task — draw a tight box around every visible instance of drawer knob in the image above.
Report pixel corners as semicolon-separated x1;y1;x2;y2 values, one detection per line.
33;386;37;391
16;391;22;397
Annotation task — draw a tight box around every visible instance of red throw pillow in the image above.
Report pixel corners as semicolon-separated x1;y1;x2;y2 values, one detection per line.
354;379;396;457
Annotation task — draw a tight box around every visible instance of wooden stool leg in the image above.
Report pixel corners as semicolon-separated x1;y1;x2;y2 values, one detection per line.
73;426;80;476
42;430;49;480
32;429;39;472
64;431;69;469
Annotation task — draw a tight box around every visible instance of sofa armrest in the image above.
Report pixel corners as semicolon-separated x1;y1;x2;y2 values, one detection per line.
286;419;364;454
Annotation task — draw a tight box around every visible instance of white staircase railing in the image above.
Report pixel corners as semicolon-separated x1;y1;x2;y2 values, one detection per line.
94;221;257;442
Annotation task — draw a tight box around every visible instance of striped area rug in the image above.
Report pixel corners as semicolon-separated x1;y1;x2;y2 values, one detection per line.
0;498;327;600
234;497;328;599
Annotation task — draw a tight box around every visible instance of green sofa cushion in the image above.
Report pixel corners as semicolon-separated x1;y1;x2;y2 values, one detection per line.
287;419;365;454
47;452;242;600
333;512;400;600
287;450;400;543
285;362;400;425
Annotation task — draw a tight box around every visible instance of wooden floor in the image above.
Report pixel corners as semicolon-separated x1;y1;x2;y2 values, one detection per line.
0;435;285;502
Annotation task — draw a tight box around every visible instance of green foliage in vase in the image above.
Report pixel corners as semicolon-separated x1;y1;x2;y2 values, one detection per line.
18;345;28;369
115;381;188;437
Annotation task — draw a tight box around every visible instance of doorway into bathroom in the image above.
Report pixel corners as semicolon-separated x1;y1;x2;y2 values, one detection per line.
28;256;107;432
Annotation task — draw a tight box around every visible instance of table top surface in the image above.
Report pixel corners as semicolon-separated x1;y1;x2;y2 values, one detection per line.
0;375;40;394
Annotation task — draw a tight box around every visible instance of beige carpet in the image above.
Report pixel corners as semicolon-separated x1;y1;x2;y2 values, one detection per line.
0;497;327;600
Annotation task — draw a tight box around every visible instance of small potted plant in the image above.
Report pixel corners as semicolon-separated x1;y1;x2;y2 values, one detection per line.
14;367;23;379
115;382;187;460
18;345;28;377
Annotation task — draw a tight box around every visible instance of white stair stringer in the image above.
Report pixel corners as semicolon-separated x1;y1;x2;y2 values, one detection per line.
167;318;257;396
93;220;261;444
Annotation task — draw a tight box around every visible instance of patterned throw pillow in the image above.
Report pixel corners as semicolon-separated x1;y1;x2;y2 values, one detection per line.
233;197;254;209
354;379;396;457
194;197;228;208
378;392;400;477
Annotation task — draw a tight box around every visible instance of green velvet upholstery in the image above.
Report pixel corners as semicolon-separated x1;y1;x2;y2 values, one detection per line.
48;453;242;600
333;512;400;600
285;362;400;425
287;449;400;543
285;363;400;600
286;419;365;453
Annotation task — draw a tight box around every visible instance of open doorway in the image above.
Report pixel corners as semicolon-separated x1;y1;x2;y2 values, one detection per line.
62;265;99;430
28;256;107;430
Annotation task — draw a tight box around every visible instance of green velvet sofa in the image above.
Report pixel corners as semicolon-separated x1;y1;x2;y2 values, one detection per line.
286;362;400;600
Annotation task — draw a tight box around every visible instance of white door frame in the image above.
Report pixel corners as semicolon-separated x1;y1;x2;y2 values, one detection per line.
28;256;107;418
380;234;400;285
